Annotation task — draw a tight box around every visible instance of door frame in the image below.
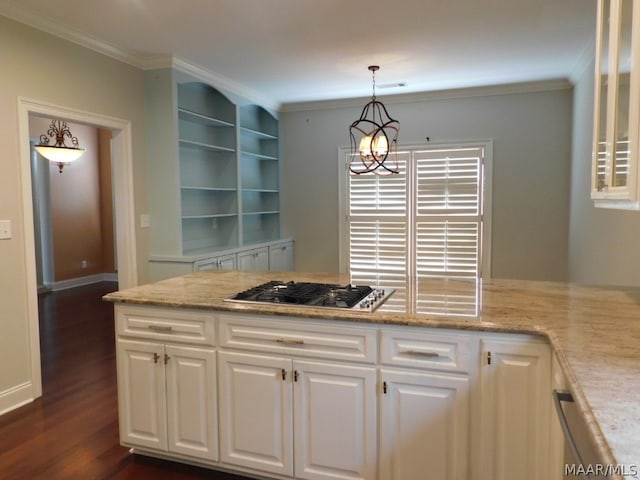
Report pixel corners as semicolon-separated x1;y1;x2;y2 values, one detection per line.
17;97;138;398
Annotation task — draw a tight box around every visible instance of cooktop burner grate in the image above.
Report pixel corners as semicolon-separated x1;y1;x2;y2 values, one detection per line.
227;280;392;311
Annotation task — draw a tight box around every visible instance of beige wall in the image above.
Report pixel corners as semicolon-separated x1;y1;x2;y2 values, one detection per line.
0;17;147;411
569;59;640;287
280;86;573;281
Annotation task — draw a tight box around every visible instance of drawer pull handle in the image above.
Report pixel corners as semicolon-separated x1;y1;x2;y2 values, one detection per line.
403;350;440;358
275;338;305;346
148;325;173;333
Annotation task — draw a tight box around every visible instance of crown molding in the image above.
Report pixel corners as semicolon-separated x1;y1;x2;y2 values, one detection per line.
0;3;145;68
169;57;279;111
279;78;573;113
0;5;279;110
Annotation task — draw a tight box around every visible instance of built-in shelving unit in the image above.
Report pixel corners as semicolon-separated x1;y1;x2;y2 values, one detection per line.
146;68;289;280
239;105;280;246
178;82;239;253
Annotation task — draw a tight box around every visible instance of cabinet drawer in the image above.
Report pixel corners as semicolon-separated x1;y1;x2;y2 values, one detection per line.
380;328;473;373
115;305;215;346
218;314;377;364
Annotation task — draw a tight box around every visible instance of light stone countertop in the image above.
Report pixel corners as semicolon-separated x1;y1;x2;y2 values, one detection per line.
104;270;640;478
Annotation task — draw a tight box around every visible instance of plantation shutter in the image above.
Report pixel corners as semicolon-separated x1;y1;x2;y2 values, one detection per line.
346;145;484;315
348;152;410;311
415;147;483;278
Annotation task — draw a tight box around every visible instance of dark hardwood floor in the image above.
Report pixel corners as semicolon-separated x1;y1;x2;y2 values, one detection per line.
0;282;248;480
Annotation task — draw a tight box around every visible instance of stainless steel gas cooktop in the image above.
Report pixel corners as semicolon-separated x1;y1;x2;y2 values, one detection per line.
225;280;394;312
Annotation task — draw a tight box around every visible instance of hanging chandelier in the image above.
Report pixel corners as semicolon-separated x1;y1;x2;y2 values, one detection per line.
34;119;86;173
349;65;400;175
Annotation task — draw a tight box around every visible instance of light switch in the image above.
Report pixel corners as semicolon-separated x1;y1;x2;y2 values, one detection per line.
0;220;11;240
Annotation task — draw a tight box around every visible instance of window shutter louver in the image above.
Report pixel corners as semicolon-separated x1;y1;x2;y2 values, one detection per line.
346;145;484;316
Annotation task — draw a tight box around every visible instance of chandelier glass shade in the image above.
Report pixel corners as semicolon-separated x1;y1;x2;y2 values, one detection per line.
35;119;86;173
349;65;400;175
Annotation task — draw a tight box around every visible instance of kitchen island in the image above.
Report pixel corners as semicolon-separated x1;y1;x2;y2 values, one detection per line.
104;270;640;479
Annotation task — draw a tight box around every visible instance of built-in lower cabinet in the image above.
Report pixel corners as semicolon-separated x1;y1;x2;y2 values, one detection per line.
113;305;562;480
479;336;551;480
236;246;269;271
379;368;470;480
218;350;377;480
116;339;218;461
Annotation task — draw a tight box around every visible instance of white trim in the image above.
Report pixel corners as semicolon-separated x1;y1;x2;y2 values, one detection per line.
171;57;278;112
338;140;493;278
46;273;119;292
0;382;33;416
282;79;572;113
0;3;143;68
17;97;139;403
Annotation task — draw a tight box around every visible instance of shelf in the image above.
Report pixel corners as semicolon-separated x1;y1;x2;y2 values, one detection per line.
182;213;238;220
240;126;277;140
179;139;235;153
240;150;278;161
241;188;278;193
182;186;237;192
242;211;280;216
179;108;235;128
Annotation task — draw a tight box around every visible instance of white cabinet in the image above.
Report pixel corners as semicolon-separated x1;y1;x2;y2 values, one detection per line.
218;351;292;476
194;253;236;271
217;314;378;480
268;240;294;271
237;246;269;271
112;304;560;480
117;339;218;461
114;306;218;462
479;336;551;480
592;0;640;208
379;369;470;480
218;351;377;480
294;360;377;480
378;328;474;480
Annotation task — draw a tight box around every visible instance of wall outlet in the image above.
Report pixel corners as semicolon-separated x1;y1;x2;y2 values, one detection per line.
0;220;11;240
81;260;88;269
140;214;150;228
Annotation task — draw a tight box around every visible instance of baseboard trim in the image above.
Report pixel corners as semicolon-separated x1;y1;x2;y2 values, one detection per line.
0;381;34;416
46;273;118;292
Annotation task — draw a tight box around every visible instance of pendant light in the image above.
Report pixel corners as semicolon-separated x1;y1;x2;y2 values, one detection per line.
349;65;400;175
35;119;86;173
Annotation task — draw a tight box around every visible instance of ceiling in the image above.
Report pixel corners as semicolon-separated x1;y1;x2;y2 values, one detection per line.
1;0;597;107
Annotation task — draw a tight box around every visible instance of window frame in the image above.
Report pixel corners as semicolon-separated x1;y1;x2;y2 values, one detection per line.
337;140;493;279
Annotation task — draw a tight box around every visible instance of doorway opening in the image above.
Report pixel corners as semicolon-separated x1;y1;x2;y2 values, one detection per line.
17;97;138;401
30;120;117;292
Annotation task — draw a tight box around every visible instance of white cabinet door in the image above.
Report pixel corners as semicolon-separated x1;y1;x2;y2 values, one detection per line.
294;360;377;480
195;254;237;271
218;351;293;476
116;339;167;451
479;338;551;480
165;344;218;461
269;241;294;271
379;368;470;480
237;247;269;271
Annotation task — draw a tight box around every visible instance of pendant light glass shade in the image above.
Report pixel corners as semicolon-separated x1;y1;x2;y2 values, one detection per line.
35;119;86;173
349;65;400;175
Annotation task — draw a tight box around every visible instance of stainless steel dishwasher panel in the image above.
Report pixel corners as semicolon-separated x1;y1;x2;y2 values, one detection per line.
553;390;606;480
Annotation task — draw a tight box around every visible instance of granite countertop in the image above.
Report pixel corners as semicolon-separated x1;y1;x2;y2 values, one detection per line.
104;270;640;476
